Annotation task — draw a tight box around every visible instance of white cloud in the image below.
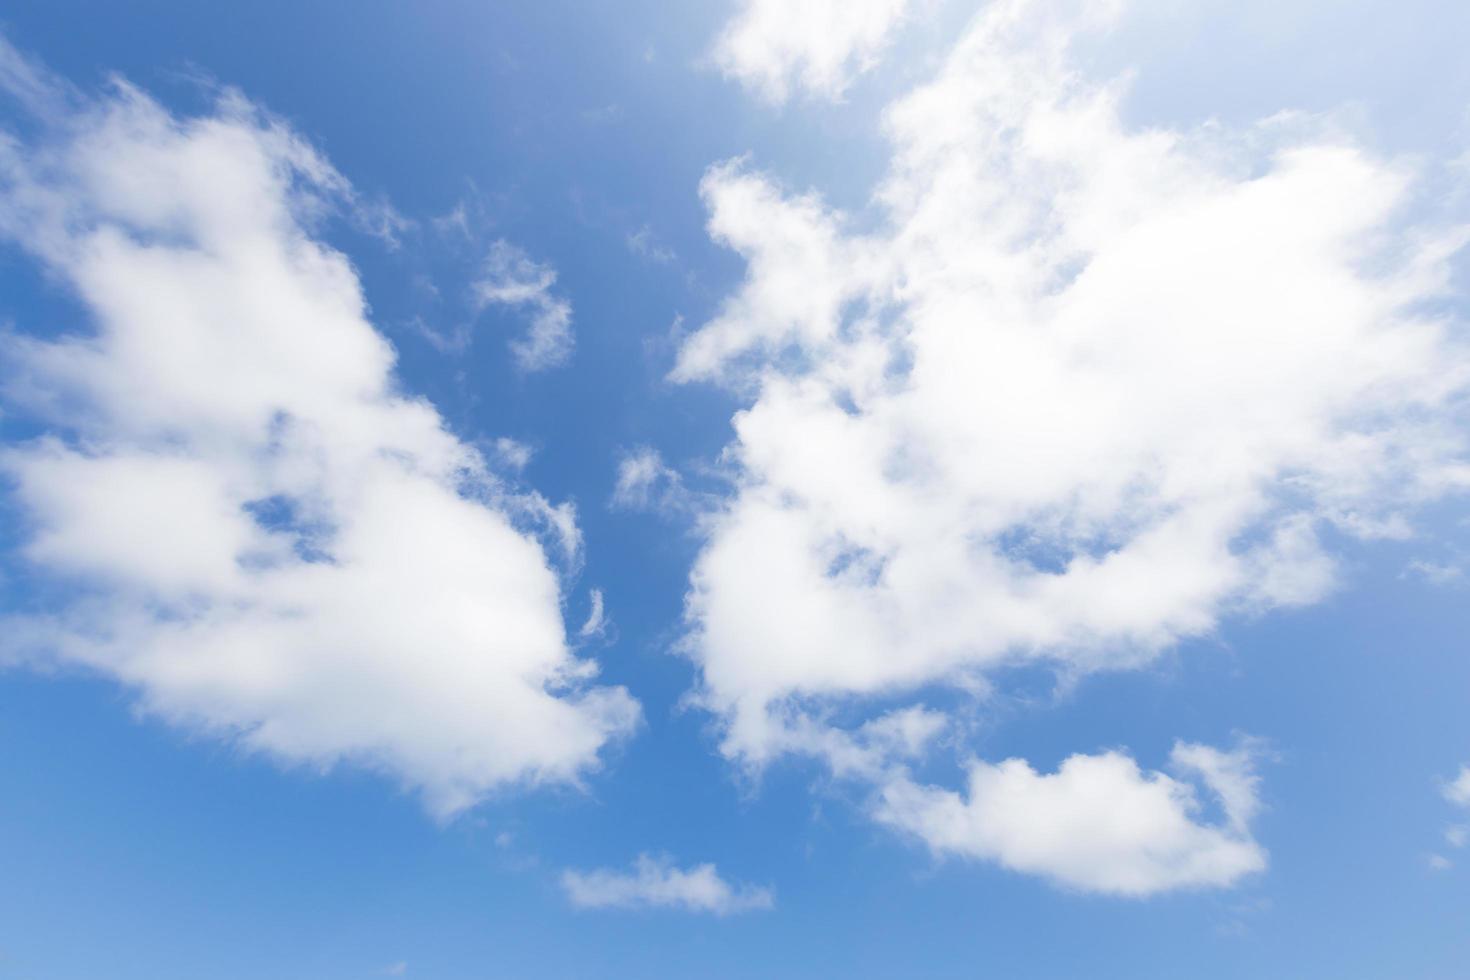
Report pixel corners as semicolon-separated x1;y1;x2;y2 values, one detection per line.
1428;766;1470;869
560;854;773;915
711;0;912;104
875;742;1266;895
1402;559;1466;588
676;0;1470;774
578;588;608;640
610;447;686;513
0;44;637;817
474;240;574;371
626;224;675;265
491;436;534;472
1445;767;1470;808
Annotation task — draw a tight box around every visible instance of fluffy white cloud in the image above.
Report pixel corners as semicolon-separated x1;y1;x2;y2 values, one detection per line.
876;742;1265;895
711;0;911;104
677;0;1470;894
677;0;1470;771
561;854;773;914
474;239;574;371
0;46;637;817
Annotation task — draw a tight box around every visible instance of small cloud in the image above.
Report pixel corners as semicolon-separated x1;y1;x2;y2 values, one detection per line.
1444;766;1470;808
561;854;773;915
383;962;408;977
611;447;685;512
1429;767;1470;869
1402;559;1467;588
578;588;609;640
474;241;574;371
627;224;676;265
491;437;534;472
433;200;474;241
353;196;415;250
874;741;1268;896
405;314;471;355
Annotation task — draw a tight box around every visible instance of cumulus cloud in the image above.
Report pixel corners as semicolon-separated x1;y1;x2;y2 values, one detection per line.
711;0;911;104
876;742;1265;895
676;0;1470;771
474;240;574;371
561;854;773;914
0;41;637;817
677;0;1470;893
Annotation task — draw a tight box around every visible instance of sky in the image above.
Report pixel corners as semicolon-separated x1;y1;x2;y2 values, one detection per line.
0;1;1468;977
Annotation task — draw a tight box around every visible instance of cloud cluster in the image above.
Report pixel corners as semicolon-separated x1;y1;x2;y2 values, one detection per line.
679;0;1469;761
710;0;911;104
561;854;773;915
677;0;1469;890
474;239;575;371
0;48;636;816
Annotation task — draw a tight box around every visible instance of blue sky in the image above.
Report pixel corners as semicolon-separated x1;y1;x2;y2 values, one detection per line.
0;1;1468;977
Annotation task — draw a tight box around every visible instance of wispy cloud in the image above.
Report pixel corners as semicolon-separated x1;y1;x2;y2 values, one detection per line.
626;224;675;264
561;855;773;915
474;240;575;371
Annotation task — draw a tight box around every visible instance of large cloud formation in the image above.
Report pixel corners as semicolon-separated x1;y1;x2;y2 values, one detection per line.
0;44;637;817
680;0;1469;890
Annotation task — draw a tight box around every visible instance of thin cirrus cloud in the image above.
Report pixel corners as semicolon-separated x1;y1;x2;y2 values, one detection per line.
474;239;575;372
0;40;637;818
561;854;774;915
710;0;912;104
675;0;1470;891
